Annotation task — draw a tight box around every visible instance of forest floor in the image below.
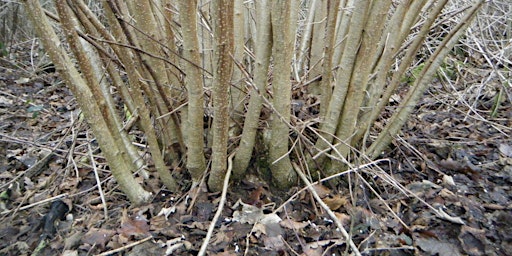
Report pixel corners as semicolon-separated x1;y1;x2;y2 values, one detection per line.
0;45;511;256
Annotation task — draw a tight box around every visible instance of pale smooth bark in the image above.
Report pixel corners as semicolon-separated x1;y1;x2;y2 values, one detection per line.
319;0;341;118
178;0;207;181
23;0;151;204
208;0;235;191
328;0;392;172
313;0;369;168
232;0;272;180
296;0;318;73
55;0;151;193
128;0;181;165
355;0;429;144
229;0;247;123
308;0;327;78
102;1;178;190
268;0;298;188
331;0;352;69
22;0;484;198
73;0;146;173
367;0;485;158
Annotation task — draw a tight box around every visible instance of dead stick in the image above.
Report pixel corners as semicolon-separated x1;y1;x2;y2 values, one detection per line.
292;162;362;256
95;236;153;256
198;152;235;256
1;193;68;215
274;159;386;213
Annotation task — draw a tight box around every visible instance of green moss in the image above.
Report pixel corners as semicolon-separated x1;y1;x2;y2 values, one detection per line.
402;58;464;84
0;42;7;57
401;63;425;84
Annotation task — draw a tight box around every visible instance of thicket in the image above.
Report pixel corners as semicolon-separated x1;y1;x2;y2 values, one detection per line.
1;0;508;205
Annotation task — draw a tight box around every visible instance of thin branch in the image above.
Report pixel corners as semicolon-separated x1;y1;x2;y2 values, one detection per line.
292;162;362;256
96;236;153;256
198;152;235;256
87;131;108;220
1;193;69;215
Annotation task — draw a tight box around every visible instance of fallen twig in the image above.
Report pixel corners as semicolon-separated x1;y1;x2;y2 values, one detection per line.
87;131;108;220
198;152;235;256
274;159;387;213
292;162;362;256
1;193;68;215
95;235;153;256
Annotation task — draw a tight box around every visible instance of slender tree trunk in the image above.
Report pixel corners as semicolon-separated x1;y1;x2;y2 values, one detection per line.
23;0;484;200
232;0;272;180
319;0;341;118
313;0;369;171
208;0;235;191
229;0;247;130
23;0;151;204
268;0;298;188
354;0;429;144
367;0;485;158
328;0;391;172
178;0;207;182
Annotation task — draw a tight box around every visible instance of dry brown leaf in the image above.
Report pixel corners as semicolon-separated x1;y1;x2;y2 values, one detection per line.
312;184;331;198
118;209;151;238
82;228;115;249
210;251;237;256
247;186;265;205
415;235;461;256
322;195;347;211
458;225;486;256
263;235;285;251
303;239;345;255
280;219;309;230
334;212;350;226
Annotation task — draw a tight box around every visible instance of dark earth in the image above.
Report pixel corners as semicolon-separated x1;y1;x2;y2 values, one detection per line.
0;42;511;256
